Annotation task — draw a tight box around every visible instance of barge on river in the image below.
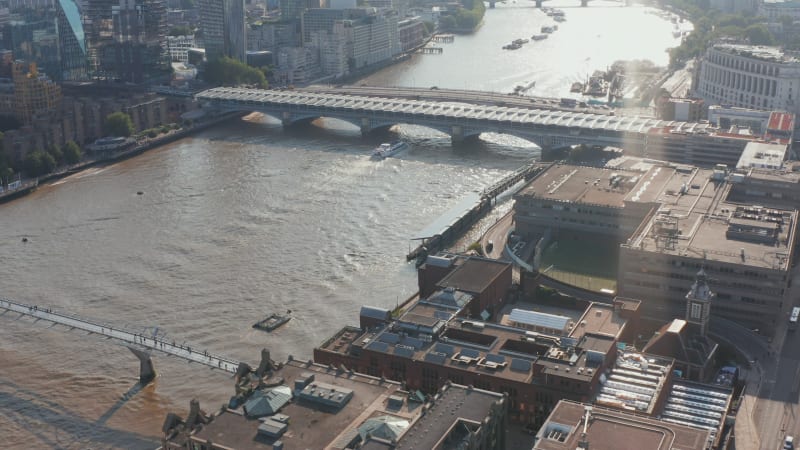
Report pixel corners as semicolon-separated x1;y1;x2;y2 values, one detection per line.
253;312;291;331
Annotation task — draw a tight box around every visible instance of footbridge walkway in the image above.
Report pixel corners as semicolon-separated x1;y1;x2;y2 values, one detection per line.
0;298;242;383
195;87;720;153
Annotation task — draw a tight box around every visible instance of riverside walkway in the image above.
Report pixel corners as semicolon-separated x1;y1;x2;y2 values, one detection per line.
0;298;241;381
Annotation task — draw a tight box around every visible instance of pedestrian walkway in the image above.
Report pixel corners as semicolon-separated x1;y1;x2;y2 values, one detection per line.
0;297;240;374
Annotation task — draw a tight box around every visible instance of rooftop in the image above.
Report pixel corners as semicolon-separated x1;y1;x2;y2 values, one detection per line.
736;141;788;170
711;43;800;64
508;309;570;332
742;162;800;184
185;360;419;450
624;166;796;270
516;165;642;208
436;257;511;294
394;383;505;449
661;380;733;437
767;111;794;133
534;400;711;450
643;319;718;369
169;365;505;450
320;296;634;386
538;334;615;382
569;303;628;341
596;349;673;414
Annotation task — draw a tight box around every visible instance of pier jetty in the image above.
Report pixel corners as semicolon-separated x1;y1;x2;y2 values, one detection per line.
406;161;548;263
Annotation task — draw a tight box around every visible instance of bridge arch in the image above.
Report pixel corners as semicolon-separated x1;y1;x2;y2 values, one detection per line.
196;87;681;159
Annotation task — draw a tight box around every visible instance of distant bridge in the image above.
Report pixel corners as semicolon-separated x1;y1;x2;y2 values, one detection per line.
196;87;716;151
0;298;244;383
487;0;631;8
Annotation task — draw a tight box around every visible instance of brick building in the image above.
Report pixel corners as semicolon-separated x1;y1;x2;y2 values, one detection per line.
314;256;652;428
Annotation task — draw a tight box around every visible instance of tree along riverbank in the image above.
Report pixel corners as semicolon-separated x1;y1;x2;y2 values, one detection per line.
0;112;245;205
439;0;486;33
665;0;775;70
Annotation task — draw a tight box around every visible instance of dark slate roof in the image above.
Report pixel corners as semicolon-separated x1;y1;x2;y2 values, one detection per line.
643;319;716;368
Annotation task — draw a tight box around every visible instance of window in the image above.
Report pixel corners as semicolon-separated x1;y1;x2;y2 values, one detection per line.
690;302;702;319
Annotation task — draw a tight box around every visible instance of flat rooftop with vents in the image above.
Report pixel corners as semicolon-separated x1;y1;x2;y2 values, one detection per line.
517;165;642;208
625;166;796;269
167;359;420;450
534;400;711;450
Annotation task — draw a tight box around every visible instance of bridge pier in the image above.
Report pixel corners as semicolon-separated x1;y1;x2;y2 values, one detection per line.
535;0;542;7
360;118;372;136
450;125;464;144
281;111;295;128
128;346;156;384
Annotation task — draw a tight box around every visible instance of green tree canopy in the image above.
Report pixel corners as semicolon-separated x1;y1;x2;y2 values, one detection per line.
63;141;82;164
104;112;135;137
0;131;13;183
40;151;56;173
439;15;457;30
437;0;484;31
202;57;268;88
664;0;778;69
47;144;63;164
24;150;58;176
745;24;774;45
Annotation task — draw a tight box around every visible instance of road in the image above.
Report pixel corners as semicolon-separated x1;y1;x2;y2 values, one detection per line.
750;255;800;450
753;322;800;450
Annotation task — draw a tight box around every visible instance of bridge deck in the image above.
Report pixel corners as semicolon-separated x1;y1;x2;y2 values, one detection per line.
0;298;240;374
197;87;713;136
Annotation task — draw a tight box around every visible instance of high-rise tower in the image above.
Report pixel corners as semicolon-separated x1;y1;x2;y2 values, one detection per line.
199;0;245;62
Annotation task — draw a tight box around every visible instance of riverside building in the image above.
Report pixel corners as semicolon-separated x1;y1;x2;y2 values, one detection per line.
161;358;507;450
694;43;800;120
314;253;735;438
315;253;651;427
512;159;798;331
199;0;246;62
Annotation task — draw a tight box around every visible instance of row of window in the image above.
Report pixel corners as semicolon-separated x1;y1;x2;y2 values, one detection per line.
708;50;781;77
699;83;773;110
626;278;779;304
702;64;779;97
521;201;622;218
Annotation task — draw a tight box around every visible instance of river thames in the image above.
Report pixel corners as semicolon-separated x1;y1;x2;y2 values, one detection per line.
0;2;682;447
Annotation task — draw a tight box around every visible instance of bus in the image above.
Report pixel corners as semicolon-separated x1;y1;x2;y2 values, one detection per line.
790;307;800;331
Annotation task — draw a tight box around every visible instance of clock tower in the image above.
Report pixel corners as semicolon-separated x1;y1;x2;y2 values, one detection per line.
686;268;714;337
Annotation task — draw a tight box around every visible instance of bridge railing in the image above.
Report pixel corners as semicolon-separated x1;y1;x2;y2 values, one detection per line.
0;297;241;373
